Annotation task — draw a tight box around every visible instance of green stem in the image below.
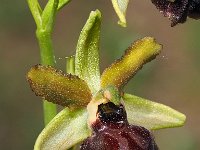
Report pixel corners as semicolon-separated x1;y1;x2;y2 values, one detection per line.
36;29;57;125
66;56;75;149
66;56;75;74
36;30;56;65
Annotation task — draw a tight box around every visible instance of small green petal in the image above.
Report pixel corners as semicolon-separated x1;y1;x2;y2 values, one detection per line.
27;65;92;107
34;108;91;150
111;0;129;27
75;10;101;94
101;37;162;90
123;93;186;130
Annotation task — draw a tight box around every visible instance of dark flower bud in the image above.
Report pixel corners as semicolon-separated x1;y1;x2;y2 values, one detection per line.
80;102;158;150
151;0;200;26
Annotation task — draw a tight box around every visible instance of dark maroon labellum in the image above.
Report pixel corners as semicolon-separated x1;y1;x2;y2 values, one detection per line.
151;0;200;26
80;102;158;150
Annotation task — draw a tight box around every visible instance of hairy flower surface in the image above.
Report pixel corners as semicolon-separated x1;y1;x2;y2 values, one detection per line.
151;0;200;26
27;10;186;150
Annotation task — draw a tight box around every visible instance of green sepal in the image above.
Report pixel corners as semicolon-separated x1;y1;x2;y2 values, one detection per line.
75;10;101;94
111;0;129;27
27;65;92;108
123;93;186;130
34;108;91;150
41;0;58;32
101;37;162;90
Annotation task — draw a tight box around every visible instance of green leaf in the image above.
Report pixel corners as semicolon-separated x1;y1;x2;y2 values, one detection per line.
111;0;129;27
123;93;186;130
34;108;91;150
57;0;71;10
27;0;42;28
75;10;101;94
41;0;58;32
101;37;162;90
27;65;92;108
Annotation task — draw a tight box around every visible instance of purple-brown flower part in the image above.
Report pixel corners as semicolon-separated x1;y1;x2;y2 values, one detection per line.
188;0;200;18
80;102;158;150
151;0;200;26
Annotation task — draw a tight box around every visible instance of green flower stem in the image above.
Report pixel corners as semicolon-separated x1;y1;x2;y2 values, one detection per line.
66;56;75;149
36;29;57;125
36;30;55;65
43;101;57;126
28;0;72;126
66;56;75;75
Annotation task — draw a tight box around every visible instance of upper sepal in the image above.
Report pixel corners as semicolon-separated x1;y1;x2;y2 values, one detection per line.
123;93;186;130
75;10;101;94
27;64;92;108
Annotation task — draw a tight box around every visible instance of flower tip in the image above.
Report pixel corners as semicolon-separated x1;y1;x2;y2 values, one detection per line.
179;113;186;126
90;9;102;19
26;64;41;86
138;37;162;54
118;20;127;27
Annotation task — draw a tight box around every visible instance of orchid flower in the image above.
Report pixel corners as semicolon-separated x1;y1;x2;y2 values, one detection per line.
27;10;186;150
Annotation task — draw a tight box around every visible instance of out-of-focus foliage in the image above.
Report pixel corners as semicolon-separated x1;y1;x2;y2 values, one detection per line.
0;0;200;150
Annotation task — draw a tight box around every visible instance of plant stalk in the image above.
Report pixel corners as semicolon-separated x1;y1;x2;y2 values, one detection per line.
66;56;75;74
36;29;57;125
66;56;75;149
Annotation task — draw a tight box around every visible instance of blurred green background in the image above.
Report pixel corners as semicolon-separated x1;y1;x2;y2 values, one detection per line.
1;0;200;149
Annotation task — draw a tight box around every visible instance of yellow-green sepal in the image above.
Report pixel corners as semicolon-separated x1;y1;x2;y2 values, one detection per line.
123;93;186;130
101;37;162;90
27;65;92;108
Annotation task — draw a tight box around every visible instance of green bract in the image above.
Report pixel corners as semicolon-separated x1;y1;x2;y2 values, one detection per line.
27;10;186;150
